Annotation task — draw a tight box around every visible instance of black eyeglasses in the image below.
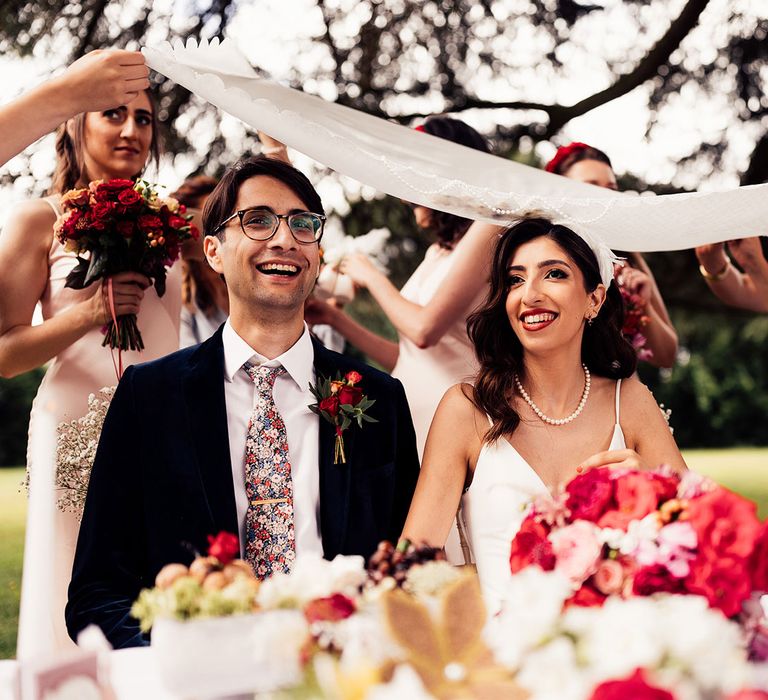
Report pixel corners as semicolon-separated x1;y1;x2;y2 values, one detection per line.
213;207;326;244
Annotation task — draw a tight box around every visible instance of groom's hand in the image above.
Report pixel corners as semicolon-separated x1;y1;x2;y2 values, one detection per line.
578;449;648;473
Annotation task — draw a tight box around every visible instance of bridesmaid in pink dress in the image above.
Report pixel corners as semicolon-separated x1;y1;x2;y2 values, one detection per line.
305;117;490;562
0;90;181;656
305;117;491;458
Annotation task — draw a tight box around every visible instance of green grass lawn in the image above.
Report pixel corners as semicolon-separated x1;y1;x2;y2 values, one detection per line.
0;448;766;659
0;468;26;660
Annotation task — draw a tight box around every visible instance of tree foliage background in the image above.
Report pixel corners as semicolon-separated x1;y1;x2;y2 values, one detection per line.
0;0;766;462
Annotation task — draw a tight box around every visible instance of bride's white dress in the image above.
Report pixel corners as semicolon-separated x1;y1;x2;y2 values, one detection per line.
462;380;627;614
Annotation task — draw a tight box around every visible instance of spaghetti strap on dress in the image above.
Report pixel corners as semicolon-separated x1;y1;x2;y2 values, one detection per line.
462;379;626;613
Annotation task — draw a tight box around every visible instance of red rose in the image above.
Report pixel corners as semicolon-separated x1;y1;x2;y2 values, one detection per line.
567;583;607;608
167;214;189;230
344;370;363;384
686;486;761;559
749;523;768;593
91;201;114;221
207;531;240;565
95;178;134;202
510;516;555;573
632;564;686;596
138;214;163;233
304;593;356;623
117;188;142;207
590;668;674;700
338;385;363;406
599;472;664;530
116;220;135;238
685;553;752;617
727;691;768;700
565;467;614;523
319;395;340;417
57;209;83;239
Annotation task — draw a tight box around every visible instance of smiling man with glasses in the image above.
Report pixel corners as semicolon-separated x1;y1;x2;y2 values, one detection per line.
67;156;420;648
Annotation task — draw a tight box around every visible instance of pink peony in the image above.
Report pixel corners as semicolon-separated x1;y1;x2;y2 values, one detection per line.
592;558;626;595
656;521;697;578
510;516;555;573
565;468;614;523
550;520;603;584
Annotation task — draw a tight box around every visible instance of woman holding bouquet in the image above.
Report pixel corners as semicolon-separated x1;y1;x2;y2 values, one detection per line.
402;217;686;613
0;90;182;655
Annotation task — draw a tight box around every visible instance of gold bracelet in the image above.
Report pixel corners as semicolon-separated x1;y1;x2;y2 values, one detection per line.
699;260;730;282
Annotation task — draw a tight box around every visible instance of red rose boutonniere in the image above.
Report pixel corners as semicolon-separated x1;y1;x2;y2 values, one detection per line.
308;370;377;464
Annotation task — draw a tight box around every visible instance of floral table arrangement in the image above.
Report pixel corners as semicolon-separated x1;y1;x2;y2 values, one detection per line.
131;469;768;700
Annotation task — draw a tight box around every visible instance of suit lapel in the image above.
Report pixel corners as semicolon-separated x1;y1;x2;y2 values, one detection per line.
182;329;239;538
312;338;353;557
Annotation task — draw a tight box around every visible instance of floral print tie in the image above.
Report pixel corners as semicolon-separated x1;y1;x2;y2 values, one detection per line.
242;362;295;579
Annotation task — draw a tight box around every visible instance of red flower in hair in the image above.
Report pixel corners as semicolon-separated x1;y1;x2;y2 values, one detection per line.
545;142;592;173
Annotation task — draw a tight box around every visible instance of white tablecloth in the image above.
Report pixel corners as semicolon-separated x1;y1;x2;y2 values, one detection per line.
0;649;175;700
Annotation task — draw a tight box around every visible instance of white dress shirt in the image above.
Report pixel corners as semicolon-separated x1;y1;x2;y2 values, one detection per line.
222;320;323;557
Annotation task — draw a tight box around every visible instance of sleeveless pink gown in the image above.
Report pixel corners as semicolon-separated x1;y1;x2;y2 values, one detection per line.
17;201;182;657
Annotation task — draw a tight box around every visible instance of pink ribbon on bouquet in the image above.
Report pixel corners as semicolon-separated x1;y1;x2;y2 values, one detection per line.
106;278;123;381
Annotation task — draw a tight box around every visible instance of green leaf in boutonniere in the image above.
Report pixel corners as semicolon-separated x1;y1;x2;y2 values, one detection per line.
308;370;378;464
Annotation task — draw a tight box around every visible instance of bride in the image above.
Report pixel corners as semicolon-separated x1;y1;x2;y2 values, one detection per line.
402;217;686;612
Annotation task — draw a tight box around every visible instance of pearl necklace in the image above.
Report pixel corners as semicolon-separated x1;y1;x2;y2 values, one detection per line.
514;365;591;426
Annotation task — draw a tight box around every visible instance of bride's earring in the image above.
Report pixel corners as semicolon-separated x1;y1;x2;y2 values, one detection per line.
586;314;594;326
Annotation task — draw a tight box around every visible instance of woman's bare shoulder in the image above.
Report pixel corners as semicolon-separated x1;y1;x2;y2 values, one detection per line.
0;198;57;253
435;383;487;432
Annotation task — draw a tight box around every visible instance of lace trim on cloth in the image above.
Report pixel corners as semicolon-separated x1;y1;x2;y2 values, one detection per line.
143;38;768;254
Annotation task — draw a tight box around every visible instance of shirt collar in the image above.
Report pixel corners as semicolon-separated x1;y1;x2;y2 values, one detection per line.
222;319;314;391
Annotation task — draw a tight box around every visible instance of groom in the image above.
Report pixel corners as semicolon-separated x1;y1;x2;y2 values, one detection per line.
66;156;420;648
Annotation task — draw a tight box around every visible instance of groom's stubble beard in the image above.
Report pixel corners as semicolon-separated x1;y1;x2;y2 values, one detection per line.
237;264;319;328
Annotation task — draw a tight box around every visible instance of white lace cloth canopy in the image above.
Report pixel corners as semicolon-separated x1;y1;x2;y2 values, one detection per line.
143;38;768;255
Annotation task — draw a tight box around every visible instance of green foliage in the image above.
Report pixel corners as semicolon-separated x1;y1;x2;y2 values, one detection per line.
0;369;44;468
640;312;768;447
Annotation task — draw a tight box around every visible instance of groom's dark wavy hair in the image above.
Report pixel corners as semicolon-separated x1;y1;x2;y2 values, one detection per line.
202;156;324;238
467;217;637;443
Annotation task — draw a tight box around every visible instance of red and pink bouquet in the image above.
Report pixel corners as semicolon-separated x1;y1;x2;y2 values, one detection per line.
510;467;768;619
620;285;653;362
54;178;199;351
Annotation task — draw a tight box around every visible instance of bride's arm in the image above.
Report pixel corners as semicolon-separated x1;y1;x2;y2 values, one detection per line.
579;377;687;473
401;384;483;547
340;221;501;348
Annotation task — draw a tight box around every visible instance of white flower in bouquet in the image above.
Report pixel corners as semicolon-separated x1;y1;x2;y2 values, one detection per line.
617;513;661;557
514;637;589;700
53;386;116;518
565;597;664;681
257;554;366;609
654;595;749;692
402;560;461;598
364;664;435;700
322;227;391;268
485;568;571;670
315;227;391;303
250;609;307;680
337;609;403;670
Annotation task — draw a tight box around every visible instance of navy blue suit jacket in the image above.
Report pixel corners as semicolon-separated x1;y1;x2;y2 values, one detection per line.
66;328;419;648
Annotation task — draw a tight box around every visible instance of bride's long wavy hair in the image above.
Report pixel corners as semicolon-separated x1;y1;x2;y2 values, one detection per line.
468;217;637;443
